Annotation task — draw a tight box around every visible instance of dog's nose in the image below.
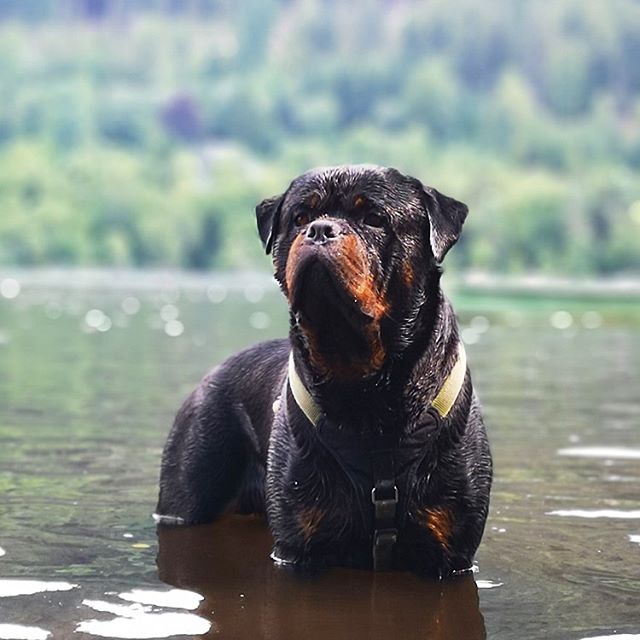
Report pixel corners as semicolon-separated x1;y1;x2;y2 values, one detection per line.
305;220;340;245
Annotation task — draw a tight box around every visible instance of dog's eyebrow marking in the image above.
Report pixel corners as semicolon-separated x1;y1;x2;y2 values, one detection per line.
417;507;454;552
306;193;320;209
353;194;366;208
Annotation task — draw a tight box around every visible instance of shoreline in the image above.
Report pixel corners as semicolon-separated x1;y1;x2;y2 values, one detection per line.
1;267;639;301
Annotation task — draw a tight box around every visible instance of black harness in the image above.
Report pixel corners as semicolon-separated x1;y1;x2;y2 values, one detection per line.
284;345;466;571
302;402;443;570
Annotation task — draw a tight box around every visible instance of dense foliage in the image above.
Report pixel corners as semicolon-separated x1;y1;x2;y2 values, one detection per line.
1;0;639;273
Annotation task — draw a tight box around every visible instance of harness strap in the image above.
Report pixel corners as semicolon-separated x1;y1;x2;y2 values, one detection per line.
431;342;467;418
371;445;398;571
288;343;466;426
288;352;323;426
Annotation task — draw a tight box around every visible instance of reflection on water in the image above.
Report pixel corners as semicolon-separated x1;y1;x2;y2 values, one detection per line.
0;581;77;598
475;580;503;589
580;637;640;640
158;516;485;640
0;270;639;639
557;446;640;460
117;588;203;609
546;509;640;519
76;600;211;639
0;623;51;640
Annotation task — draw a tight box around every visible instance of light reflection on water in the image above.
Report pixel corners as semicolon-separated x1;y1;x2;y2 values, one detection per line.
76;601;211;639
546;510;640;519
557;446;640;460
0;581;77;598
0;623;51;640
0;270;639;640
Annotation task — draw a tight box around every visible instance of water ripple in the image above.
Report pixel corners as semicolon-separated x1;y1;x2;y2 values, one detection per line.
476;580;503;589
579;635;640;640
558;446;640;460
547;510;640;519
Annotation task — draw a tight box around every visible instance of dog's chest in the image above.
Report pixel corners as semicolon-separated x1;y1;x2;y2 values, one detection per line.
285;413;441;537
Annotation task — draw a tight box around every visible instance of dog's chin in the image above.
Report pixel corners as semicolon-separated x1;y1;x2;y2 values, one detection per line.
291;257;369;324
289;256;381;378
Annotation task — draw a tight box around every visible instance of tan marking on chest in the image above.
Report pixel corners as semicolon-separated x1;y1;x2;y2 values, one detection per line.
417;507;454;552
297;506;325;542
402;260;414;289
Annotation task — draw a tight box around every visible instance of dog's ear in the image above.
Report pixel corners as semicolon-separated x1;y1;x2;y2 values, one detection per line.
413;179;468;263
256;194;284;255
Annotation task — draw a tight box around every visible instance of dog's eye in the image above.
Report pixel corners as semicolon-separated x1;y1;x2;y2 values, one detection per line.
294;212;310;227
363;212;385;228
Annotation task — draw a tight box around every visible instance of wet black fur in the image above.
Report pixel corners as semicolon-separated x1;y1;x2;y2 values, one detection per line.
156;165;492;578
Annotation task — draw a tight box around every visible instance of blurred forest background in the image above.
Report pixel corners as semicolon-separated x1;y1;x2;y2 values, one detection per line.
1;0;639;275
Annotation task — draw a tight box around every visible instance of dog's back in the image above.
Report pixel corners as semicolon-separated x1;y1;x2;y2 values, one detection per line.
156;339;288;524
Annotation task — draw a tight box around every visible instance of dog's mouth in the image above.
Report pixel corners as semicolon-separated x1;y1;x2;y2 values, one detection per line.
295;260;372;329
286;242;388;379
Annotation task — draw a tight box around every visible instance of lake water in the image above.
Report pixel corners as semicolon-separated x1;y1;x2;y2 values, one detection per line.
0;270;639;640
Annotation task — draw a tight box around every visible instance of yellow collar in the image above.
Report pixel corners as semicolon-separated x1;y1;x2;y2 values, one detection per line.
288;342;467;427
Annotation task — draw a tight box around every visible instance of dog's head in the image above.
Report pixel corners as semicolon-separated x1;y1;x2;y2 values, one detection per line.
256;165;467;381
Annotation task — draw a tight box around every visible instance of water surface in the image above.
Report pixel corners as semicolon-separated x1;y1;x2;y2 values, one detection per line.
0;271;639;639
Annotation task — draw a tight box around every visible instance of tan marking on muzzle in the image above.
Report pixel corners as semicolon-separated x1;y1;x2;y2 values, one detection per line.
285;233;305;297
334;234;388;373
337;234;388;322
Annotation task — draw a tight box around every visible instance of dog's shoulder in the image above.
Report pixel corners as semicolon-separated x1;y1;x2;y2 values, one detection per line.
218;338;290;375
199;338;289;400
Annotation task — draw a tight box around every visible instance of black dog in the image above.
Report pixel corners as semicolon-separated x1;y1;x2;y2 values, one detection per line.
156;165;492;577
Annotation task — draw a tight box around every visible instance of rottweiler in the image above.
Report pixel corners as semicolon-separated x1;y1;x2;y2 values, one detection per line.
155;165;492;578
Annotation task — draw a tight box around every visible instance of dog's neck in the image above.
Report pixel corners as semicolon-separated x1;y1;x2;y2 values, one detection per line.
289;282;459;434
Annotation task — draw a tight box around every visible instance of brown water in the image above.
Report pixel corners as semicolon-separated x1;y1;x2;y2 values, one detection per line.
0;271;639;640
